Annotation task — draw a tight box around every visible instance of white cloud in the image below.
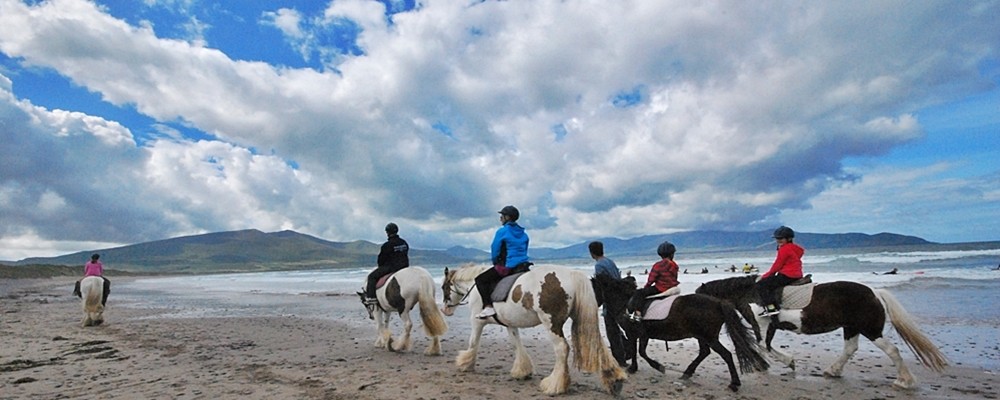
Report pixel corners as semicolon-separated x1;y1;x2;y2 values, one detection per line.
0;0;997;259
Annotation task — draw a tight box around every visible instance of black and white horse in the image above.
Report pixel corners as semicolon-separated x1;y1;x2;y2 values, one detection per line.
696;275;948;389
356;267;448;355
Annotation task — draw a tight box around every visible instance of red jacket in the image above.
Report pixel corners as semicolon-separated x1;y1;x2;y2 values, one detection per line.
762;242;804;279
645;259;679;292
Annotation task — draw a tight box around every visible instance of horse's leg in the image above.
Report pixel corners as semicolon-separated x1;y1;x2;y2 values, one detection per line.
374;309;391;349
620;319;640;374
738;303;762;342
639;336;664;373
681;340;712;380
705;338;741;392
824;332;859;378
761;318;795;371
507;328;534;380
538;329;571;395
391;308;414;352
871;336;916;389
456;319;486;371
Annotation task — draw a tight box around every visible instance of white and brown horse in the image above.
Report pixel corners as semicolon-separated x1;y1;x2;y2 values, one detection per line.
80;276;105;327
696;275;948;389
356;266;448;355
441;263;627;396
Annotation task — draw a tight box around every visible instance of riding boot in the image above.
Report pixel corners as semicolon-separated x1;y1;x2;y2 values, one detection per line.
73;280;81;298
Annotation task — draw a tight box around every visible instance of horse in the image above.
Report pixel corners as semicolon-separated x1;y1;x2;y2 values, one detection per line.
355;266;448;355
695;275;949;389
441;263;627;396
80;276;105;327
591;274;769;392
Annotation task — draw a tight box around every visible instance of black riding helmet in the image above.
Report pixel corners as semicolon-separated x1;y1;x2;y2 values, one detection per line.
385;222;399;235
773;226;795;239
657;241;676;258
498;205;519;221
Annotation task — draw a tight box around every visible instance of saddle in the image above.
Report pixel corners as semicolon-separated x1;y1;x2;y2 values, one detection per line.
489;263;532;303
778;274;814;309
375;272;396;290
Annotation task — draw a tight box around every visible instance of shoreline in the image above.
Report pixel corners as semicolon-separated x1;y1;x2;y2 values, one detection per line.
2;277;998;399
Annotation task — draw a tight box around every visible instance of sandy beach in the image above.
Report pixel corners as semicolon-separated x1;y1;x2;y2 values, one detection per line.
2;276;997;400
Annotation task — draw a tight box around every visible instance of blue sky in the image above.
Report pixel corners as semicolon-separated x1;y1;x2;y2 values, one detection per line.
1;0;998;260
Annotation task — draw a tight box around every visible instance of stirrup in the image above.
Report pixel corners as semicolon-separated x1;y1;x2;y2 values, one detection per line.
758;306;780;317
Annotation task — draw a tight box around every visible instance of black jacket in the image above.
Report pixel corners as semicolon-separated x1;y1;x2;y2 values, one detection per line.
377;234;409;270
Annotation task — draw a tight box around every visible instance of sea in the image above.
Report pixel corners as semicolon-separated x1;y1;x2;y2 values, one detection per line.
116;246;1000;370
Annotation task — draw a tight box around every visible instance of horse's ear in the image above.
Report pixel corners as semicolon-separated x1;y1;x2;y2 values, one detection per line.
444;267;450;276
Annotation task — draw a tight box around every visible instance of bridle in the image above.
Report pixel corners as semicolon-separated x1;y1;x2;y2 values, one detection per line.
443;277;476;311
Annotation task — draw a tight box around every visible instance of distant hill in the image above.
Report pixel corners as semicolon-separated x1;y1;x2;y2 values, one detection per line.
530;230;935;259
5;228;949;275
10;229;474;274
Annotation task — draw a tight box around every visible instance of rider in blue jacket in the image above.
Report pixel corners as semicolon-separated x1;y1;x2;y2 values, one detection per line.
475;205;530;319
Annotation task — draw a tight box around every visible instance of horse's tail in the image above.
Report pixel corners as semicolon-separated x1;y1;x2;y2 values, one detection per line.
417;270;448;338
569;272;626;393
875;288;949;372
719;299;769;374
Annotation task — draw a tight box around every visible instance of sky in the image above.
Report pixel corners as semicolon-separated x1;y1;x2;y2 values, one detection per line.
1;0;998;261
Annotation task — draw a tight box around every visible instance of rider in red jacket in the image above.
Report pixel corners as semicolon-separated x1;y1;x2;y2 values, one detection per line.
756;226;805;316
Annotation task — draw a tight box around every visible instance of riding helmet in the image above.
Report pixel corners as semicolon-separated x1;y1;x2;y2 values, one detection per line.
385;222;399;235
498;205;520;221
772;226;795;239
657;241;676;258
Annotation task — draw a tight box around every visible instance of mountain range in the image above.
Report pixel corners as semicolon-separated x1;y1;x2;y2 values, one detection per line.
3;228;952;274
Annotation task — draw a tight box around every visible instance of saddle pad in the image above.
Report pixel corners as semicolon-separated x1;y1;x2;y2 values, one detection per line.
780;283;814;309
491;272;528;303
642;295;679;320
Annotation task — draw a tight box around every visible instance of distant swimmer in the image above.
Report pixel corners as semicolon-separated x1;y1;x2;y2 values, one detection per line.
873;267;898;275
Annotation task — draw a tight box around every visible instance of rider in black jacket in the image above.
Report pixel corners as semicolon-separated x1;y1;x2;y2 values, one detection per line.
364;223;410;305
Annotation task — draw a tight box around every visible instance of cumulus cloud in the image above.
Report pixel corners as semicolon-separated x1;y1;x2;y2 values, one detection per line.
0;0;997;259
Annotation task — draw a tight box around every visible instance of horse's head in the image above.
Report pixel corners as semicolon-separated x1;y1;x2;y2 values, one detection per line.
440;266;464;316
696;274;759;301
591;274;635;312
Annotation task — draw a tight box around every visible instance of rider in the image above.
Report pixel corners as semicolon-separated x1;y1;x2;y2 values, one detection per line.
590;241;628;366
73;253;111;306
363;223;410;308
756;226;805;317
628;241;679;321
474;205;530;319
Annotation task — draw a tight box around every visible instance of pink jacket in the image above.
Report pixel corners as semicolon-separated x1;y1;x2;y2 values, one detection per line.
84;261;104;277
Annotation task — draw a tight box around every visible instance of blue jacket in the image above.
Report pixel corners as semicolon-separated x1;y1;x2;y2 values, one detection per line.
492;222;530;267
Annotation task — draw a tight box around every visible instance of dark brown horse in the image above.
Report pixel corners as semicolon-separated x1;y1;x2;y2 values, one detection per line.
591;274;768;392
696;275;948;389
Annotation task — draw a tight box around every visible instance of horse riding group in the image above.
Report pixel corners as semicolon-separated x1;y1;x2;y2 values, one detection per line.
76;207;949;396
355;209;949;396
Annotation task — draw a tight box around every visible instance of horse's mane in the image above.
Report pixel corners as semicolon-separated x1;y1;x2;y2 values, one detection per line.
696;274;758;297
451;263;490;282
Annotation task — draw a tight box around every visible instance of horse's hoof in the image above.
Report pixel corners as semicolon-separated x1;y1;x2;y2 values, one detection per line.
627;365;638;374
680;373;693;381
611;379;624;396
728;383;740;392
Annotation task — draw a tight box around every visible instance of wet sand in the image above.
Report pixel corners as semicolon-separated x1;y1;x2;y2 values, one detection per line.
1;277;997;399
